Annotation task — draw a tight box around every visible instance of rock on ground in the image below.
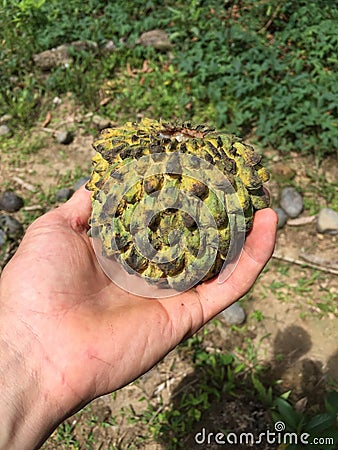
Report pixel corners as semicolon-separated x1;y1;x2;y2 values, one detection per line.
55;130;73;145
136;30;172;51
102;40;116;53
0;124;11;137
0;229;6;246
274;207;288;229
0;191;24;212
280;187;303;218
0;215;23;237
220;302;246;325
73;178;89;191
55;188;74;202
317;208;338;234
33;40;98;71
92;115;111;130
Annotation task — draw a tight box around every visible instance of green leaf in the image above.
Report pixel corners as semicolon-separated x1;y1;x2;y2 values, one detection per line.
251;375;273;406
325;391;338;414
274;398;301;431
219;353;233;365
280;391;292;400
305;413;336;434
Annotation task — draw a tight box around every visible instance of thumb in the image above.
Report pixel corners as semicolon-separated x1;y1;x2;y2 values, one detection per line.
196;208;277;320
59;185;92;231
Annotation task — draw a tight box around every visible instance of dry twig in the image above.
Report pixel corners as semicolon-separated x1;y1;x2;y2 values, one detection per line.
12;176;36;192
22;205;44;211
272;252;338;276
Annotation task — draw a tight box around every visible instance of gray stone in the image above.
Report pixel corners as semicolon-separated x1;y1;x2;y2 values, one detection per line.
33;47;71;71
55;187;74;202
0;124;11;137
102;40;116;53
220;302;246;325
317;208;338;234
92;114;111;130
69;40;98;52
0;229;7;246
136;30;172;51
0;191;24;212
274;207;288;229
73;177;89;191
0;215;23;237
55;130;73;145
280;187;303;218
33;40;98;71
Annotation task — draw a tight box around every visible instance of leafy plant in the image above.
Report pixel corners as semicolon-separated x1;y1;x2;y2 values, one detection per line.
1;0;337;158
271;391;338;449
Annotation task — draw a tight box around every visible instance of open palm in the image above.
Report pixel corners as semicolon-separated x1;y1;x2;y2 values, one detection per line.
0;186;277;429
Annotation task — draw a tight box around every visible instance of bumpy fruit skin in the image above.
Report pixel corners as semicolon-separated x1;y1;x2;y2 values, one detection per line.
87;118;270;291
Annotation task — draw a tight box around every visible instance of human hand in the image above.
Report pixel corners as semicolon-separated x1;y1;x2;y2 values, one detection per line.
0;186;277;449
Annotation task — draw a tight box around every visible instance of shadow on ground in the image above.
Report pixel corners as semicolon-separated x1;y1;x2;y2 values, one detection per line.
155;324;337;450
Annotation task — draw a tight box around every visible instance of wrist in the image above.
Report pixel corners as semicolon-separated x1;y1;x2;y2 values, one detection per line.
0;315;66;449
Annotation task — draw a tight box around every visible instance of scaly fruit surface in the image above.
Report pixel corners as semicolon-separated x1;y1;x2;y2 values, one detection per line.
87;118;270;291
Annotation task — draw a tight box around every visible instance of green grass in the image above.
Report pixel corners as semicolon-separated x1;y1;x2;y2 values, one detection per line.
123;332;265;448
315;289;337;316
266;262;337;318
1;0;337;158
110;328;338;449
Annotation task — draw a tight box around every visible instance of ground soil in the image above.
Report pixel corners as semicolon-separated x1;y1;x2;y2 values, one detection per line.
1;102;337;449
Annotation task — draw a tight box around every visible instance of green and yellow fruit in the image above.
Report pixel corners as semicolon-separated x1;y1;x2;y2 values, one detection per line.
87;118;270;291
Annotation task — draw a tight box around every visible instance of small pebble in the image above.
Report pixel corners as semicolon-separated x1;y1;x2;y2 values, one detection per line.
317;208;338;234
0;215;23;237
55;187;74;202
55;130;73;145
0;191;24;212
73;177;89;191
221;302;246;325
0;229;7;246
280;186;303;218
274;207;288;229
102;40;116;53
52;96;62;105
92;114;111;130
0;124;11;137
